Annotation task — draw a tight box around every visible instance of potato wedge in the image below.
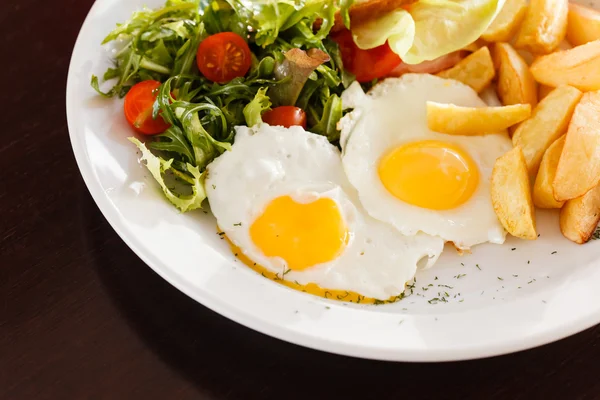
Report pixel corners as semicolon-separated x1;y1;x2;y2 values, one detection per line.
553;90;600;201
512;85;582;176
533;135;566;209
515;0;568;54
426;102;531;135
567;3;600;46
560;183;600;244
530;40;600;91
436;47;495;93
538;84;554;101
461;39;485;53
495;43;538;108
491;146;537;240
482;0;528;43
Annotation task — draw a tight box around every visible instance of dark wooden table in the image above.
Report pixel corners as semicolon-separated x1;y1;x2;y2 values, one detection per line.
3;1;600;399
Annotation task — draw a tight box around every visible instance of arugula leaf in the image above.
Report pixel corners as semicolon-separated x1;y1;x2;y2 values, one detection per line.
243;88;272;126
129;137;207;212
311;93;342;142
147;125;195;164
93;0;201;97
176;102;232;167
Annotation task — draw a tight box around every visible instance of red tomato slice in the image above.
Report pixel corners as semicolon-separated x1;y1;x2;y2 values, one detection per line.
196;32;252;83
331;29;402;83
262;106;307;129
123;80;171;135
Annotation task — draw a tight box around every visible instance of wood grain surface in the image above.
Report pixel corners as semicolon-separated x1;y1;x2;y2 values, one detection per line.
2;1;600;399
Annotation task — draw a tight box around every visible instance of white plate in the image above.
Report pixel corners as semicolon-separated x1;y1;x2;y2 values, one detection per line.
67;0;600;362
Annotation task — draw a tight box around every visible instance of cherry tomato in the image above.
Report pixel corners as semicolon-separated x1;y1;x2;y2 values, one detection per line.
262;106;307;129
123;80;171;135
196;32;252;83
330;29;402;83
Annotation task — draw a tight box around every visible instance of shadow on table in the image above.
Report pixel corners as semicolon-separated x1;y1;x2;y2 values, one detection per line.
79;188;600;400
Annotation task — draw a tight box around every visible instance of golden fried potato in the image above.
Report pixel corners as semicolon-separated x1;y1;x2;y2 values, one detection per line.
512;85;582;177
436;46;495;93
530;40;600;91
515;0;568;54
495;43;538;108
482;0;528;43
491;146;537;240
567;3;600;46
553;90;600;201
426;102;531;135
538;84;554;101
560;183;600;244
461;42;480;53
533;135;566;209
461;39;489;53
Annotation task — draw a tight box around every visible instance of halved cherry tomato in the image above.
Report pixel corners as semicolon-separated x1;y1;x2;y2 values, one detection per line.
123;80;171;135
196;32;252;83
330;29;402;83
262;106;307;129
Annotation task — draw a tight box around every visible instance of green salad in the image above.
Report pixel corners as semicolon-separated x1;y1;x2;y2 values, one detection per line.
92;0;358;212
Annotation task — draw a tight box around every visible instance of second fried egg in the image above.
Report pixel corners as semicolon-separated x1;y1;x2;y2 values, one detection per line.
339;74;513;250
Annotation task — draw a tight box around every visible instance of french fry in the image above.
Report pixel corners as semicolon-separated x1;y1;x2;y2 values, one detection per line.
491;146;537;240
515;0;568;54
495;43;538;108
530;40;600;91
560;183;600;244
482;0;528;43
436;46;495;93
553;90;600;201
538;84;554;101
533;135;566;209
461;40;485;53
512;85;582;177
426;102;531;135
567;3;600;46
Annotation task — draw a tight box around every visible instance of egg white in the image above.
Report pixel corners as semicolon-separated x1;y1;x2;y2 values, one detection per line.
205;124;444;300
339;74;512;250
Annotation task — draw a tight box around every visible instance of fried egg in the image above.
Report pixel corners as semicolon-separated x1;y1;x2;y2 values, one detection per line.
339;73;512;250
205;124;444;301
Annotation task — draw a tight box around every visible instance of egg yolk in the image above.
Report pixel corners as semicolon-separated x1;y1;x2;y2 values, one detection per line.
249;196;349;271
378;140;479;210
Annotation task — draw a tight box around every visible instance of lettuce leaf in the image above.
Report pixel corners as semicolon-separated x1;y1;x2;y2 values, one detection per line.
352;9;415;54
351;0;504;65
243;88;272;126
270;48;330;107
129;137;207;212
402;0;504;64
